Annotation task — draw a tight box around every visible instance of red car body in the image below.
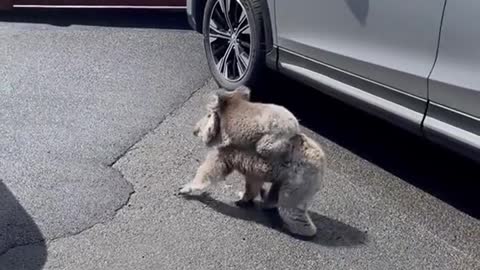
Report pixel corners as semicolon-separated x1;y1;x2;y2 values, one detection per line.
0;0;185;9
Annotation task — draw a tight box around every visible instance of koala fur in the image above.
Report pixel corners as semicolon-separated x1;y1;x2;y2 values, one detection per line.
193;86;300;161
180;88;326;237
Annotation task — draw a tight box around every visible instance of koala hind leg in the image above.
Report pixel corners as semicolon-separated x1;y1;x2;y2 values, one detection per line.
261;181;281;210
179;150;232;194
276;172;322;238
235;176;264;208
278;207;316;238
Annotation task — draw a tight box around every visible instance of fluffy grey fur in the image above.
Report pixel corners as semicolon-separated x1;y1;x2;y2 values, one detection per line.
180;86;326;237
193;86;300;161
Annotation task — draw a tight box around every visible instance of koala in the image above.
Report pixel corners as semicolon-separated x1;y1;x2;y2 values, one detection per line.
179;90;326;238
193;86;300;161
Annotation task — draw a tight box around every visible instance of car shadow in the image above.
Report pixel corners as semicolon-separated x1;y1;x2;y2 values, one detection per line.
251;72;480;219
183;193;368;247
0;180;47;270
0;8;190;29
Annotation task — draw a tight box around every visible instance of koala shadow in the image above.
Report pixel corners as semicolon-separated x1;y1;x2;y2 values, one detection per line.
0;181;47;270
183;193;368;247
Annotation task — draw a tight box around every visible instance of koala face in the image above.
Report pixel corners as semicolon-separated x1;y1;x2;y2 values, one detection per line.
193;110;220;147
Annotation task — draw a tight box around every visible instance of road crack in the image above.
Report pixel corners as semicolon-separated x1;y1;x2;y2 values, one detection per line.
107;78;212;168
0;78;213;259
107;78;213;220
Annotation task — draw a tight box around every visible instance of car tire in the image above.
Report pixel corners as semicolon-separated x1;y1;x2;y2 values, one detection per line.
202;0;266;90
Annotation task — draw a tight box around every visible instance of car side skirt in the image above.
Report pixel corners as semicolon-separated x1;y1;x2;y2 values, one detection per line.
276;47;426;135
275;47;480;162
424;102;480;162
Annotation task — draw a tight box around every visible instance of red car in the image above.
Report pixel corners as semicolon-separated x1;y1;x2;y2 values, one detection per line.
0;0;185;9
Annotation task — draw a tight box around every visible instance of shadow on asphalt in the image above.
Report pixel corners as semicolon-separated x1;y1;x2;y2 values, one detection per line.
251;72;480;219
0;181;47;269
183;193;368;246
0;8;190;29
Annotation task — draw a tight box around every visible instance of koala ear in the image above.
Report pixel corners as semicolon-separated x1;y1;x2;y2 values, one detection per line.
235;85;251;100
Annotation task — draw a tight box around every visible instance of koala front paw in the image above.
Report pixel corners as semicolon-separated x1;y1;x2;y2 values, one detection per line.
178;185;194;195
178;181;210;195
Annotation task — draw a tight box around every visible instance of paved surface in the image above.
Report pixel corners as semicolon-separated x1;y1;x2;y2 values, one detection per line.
0;8;210;260
0;9;479;270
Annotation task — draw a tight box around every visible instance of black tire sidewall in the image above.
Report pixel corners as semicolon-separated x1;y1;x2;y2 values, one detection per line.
202;0;264;90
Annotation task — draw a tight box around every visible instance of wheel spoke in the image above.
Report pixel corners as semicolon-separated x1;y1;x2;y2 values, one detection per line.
237;46;249;68
238;39;250;50
234;45;246;76
237;23;250;35
217;42;235;77
237;9;247;32
209;19;230;43
224;59;230;78
210;21;229;36
219;0;234;32
209;33;230;42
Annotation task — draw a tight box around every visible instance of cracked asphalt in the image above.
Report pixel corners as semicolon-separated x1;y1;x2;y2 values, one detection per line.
0;8;209;263
0;9;479;270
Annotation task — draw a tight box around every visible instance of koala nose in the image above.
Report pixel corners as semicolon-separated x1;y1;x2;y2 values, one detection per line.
193;129;199;136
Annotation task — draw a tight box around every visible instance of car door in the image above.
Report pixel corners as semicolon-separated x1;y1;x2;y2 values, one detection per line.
424;0;480;154
11;0;185;7
274;0;445;124
0;0;12;8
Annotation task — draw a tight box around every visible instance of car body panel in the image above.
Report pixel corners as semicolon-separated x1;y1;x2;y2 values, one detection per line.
266;0;276;45
186;0;196;29
427;0;480;119
274;0;445;100
0;0;185;9
187;0;479;161
277;48;425;135
424;0;480;161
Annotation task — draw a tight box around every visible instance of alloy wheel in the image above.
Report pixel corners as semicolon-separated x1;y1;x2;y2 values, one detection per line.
207;0;252;82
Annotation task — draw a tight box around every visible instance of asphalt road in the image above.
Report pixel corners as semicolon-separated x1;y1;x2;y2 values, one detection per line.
0;8;210;263
0;9;479;270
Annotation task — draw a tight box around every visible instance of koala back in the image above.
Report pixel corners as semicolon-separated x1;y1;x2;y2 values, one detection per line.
255;103;300;136
218;98;300;149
